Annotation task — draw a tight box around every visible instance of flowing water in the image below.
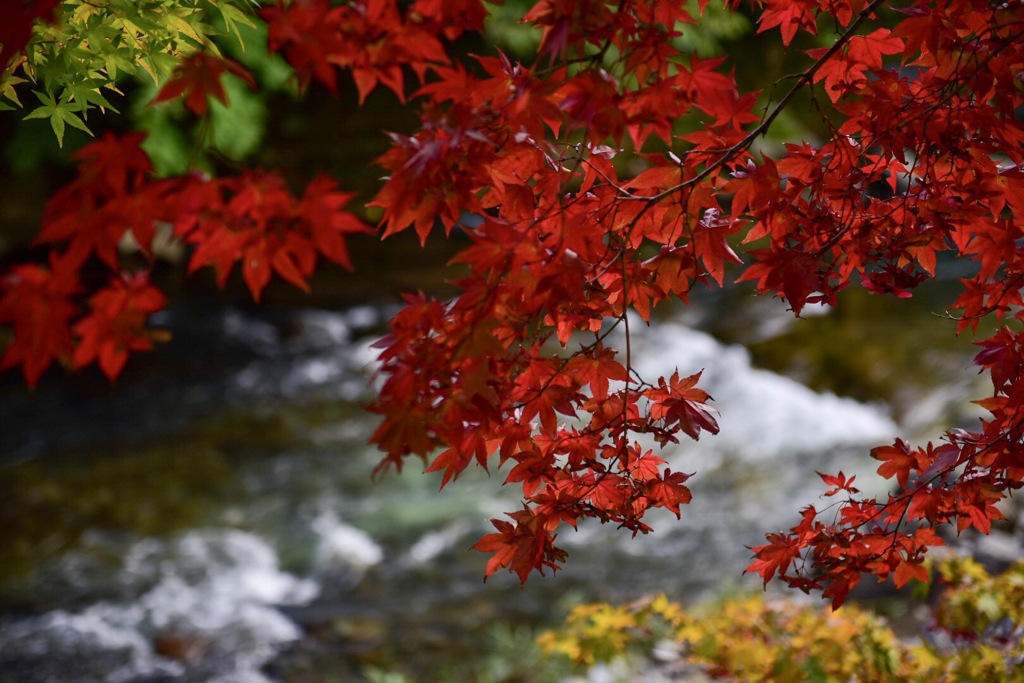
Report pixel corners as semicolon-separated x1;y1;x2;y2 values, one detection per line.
0;291;987;681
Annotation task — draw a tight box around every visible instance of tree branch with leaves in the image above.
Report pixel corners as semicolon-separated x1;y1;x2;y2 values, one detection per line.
2;0;1023;610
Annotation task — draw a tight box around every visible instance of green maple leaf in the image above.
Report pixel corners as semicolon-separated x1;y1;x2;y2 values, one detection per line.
23;90;93;147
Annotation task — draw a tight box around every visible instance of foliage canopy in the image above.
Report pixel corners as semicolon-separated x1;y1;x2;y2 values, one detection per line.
2;0;1024;614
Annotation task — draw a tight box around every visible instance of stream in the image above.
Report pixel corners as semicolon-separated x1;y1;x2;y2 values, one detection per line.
0;289;989;681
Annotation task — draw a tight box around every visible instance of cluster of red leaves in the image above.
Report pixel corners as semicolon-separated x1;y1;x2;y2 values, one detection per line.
4;0;1024;608
343;0;768;582
738;0;1024;608
358;0;1024;598
1;132;170;385
0;131;368;385
362;0;769;582
173;171;370;301
261;0;457;102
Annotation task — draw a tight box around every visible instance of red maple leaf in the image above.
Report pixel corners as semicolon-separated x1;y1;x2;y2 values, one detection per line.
645;468;693;516
645;371;720;441
0;257;79;387
472;508;567;583
756;0;818;46
151;52;256;116
746;533;802;586
70;131;154;196
817;470;859;495
73;272;168;380
412;0;488;40
297;175;373;270
736;247;833;316
872;438;922;489
892;560;929;590
692;208;743;285
262;0;345;92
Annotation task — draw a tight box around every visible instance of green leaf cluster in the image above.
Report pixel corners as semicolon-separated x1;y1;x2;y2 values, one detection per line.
1;0;258;146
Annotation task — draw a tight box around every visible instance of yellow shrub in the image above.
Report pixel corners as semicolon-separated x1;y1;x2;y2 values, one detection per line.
539;557;1024;682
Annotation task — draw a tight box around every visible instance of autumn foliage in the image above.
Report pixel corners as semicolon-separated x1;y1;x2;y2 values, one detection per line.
540;556;1024;680
2;0;1024;609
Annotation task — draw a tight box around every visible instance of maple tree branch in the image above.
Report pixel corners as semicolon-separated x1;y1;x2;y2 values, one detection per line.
621;252;632;448
509;317;626;419
591;0;633;67
822;414;1024;561
580;154;632;195
607;0;893;260
645;0;892;204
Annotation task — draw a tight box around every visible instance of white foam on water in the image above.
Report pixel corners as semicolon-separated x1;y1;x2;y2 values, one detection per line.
0;529;319;681
290;309;351;350
311;512;385;573
407;521;473;565
283;357;344;391
344;305;381;330
221;308;378;401
626;321;898;463
221;308;281;355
